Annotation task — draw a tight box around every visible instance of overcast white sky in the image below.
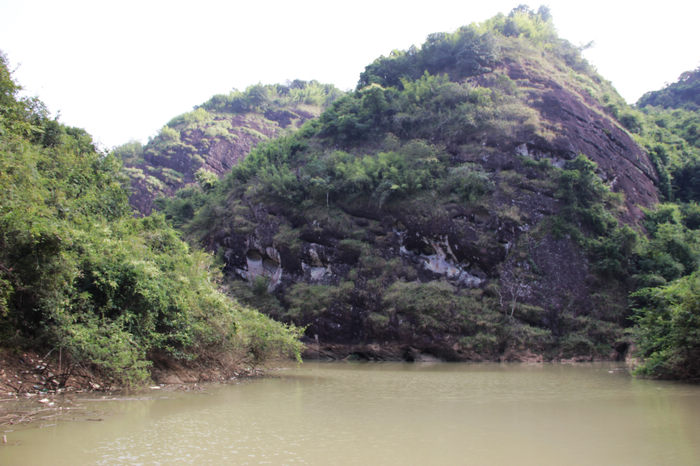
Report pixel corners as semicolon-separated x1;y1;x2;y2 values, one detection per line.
1;0;698;149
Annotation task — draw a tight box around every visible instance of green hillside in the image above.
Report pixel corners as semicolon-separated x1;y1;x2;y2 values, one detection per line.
625;68;700;379
0;53;302;388
637;67;700;111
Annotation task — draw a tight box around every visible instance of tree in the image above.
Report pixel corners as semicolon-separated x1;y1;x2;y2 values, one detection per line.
633;272;700;380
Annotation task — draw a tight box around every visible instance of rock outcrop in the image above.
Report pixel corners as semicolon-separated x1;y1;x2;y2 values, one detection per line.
124;109;318;215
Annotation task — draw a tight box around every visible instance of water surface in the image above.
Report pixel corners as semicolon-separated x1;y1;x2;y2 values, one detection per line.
2;362;699;465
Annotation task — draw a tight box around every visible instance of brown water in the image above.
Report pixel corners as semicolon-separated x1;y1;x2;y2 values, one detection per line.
1;362;700;465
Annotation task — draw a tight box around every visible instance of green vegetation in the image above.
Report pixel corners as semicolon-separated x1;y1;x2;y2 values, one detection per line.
622;68;700;379
356;5;586;91
205;70;534;211
200;80;343;114
549;151;700;376
0;53;302;387
637;67;700;111
632;272;700;380
10;5;700;380
614;103;700;203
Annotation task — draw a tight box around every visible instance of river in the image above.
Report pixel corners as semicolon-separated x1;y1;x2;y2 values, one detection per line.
1;362;699;465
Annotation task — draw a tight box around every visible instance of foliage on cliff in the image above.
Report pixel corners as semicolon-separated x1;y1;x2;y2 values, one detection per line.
115;81;343;215
150;7;681;365
0;53;302;387
598;68;700;204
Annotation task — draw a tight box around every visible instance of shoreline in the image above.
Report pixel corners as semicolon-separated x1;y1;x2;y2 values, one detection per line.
0;344;638;431
0;348;268;409
300;341;630;364
0;348;273;429
2;341;631;396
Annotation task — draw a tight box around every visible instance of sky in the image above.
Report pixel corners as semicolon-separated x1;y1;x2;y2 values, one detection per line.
0;0;698;149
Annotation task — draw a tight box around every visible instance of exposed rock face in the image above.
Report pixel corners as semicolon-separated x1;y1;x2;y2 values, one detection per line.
513;69;656;220
400;235;484;287
125;109;317;215
486;59;659;221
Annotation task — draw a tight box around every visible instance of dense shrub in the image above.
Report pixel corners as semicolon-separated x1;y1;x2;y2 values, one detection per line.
632;272;700;380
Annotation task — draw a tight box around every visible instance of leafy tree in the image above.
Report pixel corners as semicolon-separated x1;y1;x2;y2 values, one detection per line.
633;272;700;380
358;22;499;89
634;69;700;203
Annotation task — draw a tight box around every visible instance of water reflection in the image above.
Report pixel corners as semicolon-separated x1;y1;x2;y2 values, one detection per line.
1;362;699;465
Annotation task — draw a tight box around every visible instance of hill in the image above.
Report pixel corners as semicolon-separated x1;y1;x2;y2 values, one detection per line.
146;7;673;363
628;68;700;203
115;81;343;215
128;7;700;378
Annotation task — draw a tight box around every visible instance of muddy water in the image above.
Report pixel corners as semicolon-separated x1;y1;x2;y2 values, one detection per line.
1;362;700;465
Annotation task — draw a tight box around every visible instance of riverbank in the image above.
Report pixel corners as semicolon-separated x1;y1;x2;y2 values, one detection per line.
0;348;270;397
0;348;275;428
301;341;628;364
0;343;641;433
2;340;631;396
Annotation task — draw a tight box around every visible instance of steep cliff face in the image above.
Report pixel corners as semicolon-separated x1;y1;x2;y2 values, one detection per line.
499;59;658;220
157;9;663;361
117;82;342;215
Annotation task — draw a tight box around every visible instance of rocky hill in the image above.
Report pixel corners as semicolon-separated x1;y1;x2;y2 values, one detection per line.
150;7;697;366
115;81;343;215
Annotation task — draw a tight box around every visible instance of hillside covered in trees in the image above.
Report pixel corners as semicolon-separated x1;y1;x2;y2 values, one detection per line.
145;7;700;379
0;53;302;389
623;68;700;380
637;67;700;111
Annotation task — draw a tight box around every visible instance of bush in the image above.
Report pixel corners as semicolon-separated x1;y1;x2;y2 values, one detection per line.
233;307;304;365
440;164;493;202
